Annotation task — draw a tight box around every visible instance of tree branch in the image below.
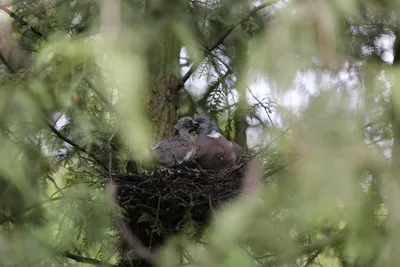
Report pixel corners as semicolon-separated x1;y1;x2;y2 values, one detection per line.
1;0;279;95
248;89;275;127
250;128;291;159
0;196;62;225
304;249;323;266
17;210;117;267
64;252;116;266
0;6;108;170
176;0;280;91
0;5;45;38
46;122;107;170
0;6;116;116
46;174;65;196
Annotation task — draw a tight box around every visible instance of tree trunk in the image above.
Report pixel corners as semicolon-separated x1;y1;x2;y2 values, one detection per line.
233;105;248;149
147;47;181;140
121;1;184;265
231;26;249;149
125;0;182;171
145;0;183;141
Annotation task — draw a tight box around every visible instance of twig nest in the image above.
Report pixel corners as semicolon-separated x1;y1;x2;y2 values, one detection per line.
114;163;248;248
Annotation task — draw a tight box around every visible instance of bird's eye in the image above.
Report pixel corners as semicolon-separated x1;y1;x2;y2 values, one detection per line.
202;118;205;121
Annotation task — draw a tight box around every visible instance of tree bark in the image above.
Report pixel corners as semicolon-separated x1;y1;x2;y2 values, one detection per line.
145;0;183;141
231;26;249;149
234;102;248;151
121;1;184;265
147;48;181;140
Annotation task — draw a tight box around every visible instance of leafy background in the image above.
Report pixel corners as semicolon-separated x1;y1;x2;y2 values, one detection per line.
0;0;400;266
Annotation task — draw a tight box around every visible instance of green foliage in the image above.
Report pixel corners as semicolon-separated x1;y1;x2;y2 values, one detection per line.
1;0;400;267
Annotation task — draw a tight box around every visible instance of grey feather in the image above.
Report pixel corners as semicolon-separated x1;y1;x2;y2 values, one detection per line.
194;115;224;138
194;114;247;164
153;117;198;168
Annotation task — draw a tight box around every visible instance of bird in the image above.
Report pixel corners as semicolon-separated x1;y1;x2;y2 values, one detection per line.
152;117;199;168
193;135;236;170
193;114;246;170
195;114;247;163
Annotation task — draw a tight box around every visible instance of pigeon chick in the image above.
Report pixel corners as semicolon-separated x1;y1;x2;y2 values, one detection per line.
153;117;199;168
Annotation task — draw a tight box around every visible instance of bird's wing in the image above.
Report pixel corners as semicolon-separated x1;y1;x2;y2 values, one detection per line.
194;136;236;169
169;136;195;163
231;141;244;153
230;141;249;162
154;136;195;167
194;136;225;158
153;143;176;167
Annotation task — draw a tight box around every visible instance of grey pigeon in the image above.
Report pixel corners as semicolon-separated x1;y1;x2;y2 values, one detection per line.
194;114;247;164
194;135;237;170
195;114;222;138
192;114;246;170
153;117;199;168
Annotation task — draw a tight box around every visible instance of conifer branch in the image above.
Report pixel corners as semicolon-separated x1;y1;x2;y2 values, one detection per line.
271;228;347;264
83;78;117;114
177;0;280;91
46;122;107;170
0;196;62;225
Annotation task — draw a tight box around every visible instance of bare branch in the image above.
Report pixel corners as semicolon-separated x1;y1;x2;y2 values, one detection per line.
248;89;275;127
250;128;291;159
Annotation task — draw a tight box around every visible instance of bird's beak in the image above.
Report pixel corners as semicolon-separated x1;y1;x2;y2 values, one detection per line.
192;121;200;131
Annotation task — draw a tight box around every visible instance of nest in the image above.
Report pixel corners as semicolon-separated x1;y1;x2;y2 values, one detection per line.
114;163;248;249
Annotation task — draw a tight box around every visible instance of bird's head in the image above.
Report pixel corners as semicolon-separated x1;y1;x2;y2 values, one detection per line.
174;117;199;134
194;114;221;136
